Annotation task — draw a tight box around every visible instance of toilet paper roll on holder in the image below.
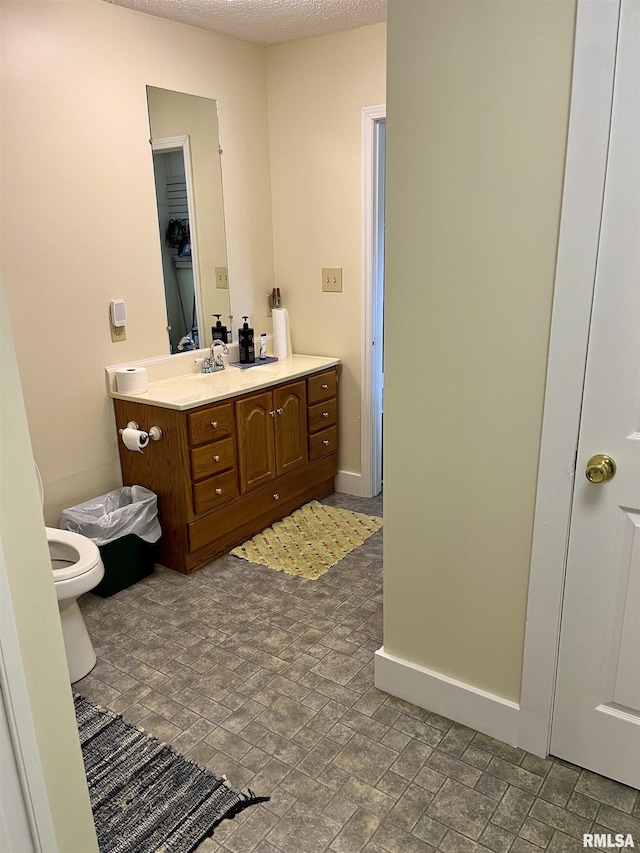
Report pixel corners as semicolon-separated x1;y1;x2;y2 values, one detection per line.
118;421;163;442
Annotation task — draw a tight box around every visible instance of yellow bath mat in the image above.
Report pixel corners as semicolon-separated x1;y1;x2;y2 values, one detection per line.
230;500;382;580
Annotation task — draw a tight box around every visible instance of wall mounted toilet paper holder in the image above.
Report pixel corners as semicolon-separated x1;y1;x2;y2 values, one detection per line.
119;421;163;442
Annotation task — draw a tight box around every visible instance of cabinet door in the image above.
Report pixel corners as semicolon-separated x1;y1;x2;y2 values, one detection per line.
274;380;307;477
236;390;276;493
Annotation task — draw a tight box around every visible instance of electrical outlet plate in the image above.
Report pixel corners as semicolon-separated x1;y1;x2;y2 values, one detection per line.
322;267;342;292
215;267;229;289
110;321;126;342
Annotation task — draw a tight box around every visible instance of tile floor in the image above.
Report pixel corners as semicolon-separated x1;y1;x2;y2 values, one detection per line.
76;493;640;853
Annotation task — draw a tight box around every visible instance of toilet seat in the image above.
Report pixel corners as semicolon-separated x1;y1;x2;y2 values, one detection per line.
45;526;101;582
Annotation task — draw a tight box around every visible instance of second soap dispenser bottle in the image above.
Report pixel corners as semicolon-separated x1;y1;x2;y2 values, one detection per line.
238;316;255;364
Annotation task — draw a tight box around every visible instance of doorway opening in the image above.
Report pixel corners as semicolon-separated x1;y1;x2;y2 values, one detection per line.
362;105;386;498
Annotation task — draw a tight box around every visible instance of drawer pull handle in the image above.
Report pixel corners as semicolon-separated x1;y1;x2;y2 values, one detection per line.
321;384;329;390
322;412;329;418
210;421;218;429
270;410;276;418
273;493;280;500
213;454;220;462
276;408;284;415
323;440;330;446
215;488;223;496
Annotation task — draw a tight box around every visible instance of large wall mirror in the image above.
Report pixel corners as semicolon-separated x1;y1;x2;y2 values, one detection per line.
147;86;231;353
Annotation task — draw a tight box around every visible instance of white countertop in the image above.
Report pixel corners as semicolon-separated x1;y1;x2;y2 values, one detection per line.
107;354;340;411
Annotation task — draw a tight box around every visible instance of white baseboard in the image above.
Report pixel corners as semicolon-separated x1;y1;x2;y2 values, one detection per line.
335;470;368;497
375;647;520;747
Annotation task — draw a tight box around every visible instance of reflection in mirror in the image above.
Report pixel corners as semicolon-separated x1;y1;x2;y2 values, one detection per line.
146;87;231;353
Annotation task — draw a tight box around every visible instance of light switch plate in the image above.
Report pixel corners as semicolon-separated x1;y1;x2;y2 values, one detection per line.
322;267;342;292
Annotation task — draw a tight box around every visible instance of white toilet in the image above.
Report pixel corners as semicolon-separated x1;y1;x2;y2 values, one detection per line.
37;465;105;683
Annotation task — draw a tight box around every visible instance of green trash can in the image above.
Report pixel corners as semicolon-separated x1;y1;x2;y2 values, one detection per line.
59;486;162;597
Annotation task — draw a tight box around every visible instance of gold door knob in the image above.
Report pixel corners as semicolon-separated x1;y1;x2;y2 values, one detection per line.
585;454;616;484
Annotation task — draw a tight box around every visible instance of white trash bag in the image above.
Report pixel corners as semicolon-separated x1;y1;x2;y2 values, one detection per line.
59;486;161;547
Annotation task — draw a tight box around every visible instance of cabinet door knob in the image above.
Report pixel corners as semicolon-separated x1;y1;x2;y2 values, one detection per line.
322;412;329;418
270;410;276;418
210;421;218;429
276;407;284;415
215;488;223;495
273;493;280;500
321;383;328;390
323;439;330;446
213;454;220;462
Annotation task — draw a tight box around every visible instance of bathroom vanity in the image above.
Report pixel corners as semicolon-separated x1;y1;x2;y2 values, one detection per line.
108;355;339;574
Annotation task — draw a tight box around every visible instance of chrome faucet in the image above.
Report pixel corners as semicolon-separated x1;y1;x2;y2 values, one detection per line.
177;335;196;352
201;339;228;373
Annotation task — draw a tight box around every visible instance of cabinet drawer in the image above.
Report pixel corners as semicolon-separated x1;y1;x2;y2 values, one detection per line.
190;437;235;481
188;403;234;447
309;426;338;461
192;469;238;515
188;454;338;554
308;398;337;434
307;369;337;405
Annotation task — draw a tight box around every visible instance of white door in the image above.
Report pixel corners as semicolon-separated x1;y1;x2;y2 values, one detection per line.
550;0;640;789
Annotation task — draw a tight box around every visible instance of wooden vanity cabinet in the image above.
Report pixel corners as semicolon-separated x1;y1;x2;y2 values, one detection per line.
113;367;338;574
236;380;307;493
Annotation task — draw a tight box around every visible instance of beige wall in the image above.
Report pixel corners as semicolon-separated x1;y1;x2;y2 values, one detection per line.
266;23;387;478
1;0;274;525
383;0;576;702
0;282;98;851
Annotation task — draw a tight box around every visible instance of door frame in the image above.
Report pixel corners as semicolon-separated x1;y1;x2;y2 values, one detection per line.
518;0;621;756
361;104;386;498
152;135;204;349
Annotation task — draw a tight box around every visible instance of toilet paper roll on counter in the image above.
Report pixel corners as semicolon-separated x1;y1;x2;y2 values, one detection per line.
121;428;150;452
116;366;148;395
272;308;292;360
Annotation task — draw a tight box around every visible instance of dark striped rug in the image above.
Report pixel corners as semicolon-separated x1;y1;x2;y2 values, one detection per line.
75;694;267;853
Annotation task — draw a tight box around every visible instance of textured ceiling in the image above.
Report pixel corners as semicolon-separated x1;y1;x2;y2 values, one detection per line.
104;0;386;47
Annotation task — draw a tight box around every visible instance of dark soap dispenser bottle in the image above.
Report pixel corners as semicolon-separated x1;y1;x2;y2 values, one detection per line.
239;316;255;364
211;314;228;343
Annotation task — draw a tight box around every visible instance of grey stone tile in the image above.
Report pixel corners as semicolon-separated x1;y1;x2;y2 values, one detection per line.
279;768;334;807
387;782;432;830
438;829;485;852
426;751;483;788
538;762;579;807
478;822;514;853
595;804;640;837
376;768;410;799
413;764;447;794
474;773;508;802
330;808;381;853
311;649;365;686
412;813;448;847
339;776;396;818
509;838;542;853
266;801;341;853
426;778;497;840
371;820;437;852
485;756;544;795
528;798;592;838
575;770;638;813
255;694;316;738
490;786;534;834
517;816;554;848
333;731;398;784
470;733;525;766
